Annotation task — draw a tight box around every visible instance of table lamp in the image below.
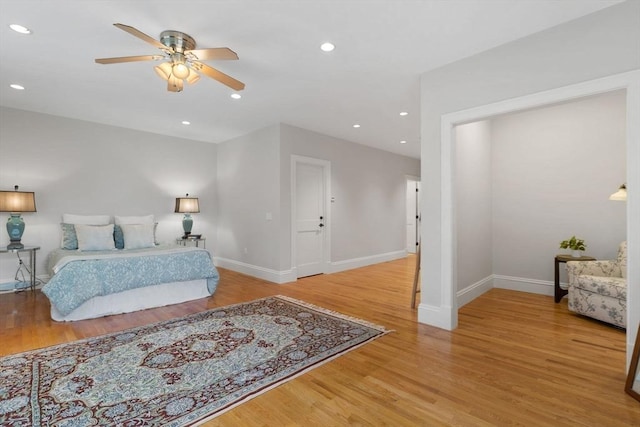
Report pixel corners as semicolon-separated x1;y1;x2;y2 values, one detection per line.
0;185;37;249
175;193;200;238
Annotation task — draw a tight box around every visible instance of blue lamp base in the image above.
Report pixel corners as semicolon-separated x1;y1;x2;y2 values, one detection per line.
182;213;193;238
6;213;25;249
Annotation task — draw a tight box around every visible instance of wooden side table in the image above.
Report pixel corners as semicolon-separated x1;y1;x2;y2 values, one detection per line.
554;254;596;303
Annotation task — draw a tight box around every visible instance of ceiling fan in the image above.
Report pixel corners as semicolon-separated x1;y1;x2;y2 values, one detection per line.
95;23;245;93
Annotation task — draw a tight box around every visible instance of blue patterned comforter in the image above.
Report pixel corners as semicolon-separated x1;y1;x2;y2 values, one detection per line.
42;245;219;316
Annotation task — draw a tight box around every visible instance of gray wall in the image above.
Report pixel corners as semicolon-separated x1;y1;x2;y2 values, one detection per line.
281;124;420;264
0;109;419;285
215;123;420;279
455;120;492;293
420;0;639;313
491;90;626;281
215;125;282;270
0;107;217;282
454;91;627;301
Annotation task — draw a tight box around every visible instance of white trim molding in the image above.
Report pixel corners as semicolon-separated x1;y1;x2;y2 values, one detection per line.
457;275;493;308
418;303;457;330
492;275;553;296
214;257;296;284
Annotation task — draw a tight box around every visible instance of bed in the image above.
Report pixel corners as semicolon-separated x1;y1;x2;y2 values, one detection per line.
41;214;219;321
43;245;219;321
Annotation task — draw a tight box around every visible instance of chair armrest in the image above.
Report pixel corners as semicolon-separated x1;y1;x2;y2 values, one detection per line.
566;260;621;280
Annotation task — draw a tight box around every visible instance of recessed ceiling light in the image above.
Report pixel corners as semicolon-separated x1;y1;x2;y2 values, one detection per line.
231;93;241;99
353;124;361;128
9;24;32;34
320;42;335;52
400;140;407;144
181;121;190;125
400;112;409;116
10;84;25;90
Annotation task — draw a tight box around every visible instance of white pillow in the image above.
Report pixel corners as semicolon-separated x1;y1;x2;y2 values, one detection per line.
121;224;156;250
62;213;110;225
75;224;115;251
115;215;154;225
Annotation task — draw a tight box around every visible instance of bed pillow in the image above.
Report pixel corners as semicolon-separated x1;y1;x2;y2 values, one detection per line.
121;223;156;250
114;222;158;249
75;224;116;251
60;223;79;250
60;214;111;249
115;215;154;225
62;214;110;225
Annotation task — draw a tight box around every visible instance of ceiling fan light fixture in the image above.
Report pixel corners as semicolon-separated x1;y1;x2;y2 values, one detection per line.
97;24;245;93
172;62;190;80
154;62;172;81
167;75;184;92
186;69;200;85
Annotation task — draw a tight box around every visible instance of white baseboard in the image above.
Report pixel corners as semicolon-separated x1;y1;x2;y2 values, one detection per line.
457;275;493;307
215;250;407;283
417;303;457;330
492;274;554;296
328;250;407;273
214;257;296;284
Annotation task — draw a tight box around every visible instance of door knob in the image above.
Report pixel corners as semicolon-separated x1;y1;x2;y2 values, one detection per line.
319;223;324;227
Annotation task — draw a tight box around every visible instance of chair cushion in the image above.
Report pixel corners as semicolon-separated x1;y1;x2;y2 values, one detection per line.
573;275;626;300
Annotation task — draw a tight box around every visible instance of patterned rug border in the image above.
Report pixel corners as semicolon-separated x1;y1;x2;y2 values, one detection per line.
2;295;391;426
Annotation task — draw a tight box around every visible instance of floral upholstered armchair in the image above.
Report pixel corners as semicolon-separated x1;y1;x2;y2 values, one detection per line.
566;241;627;328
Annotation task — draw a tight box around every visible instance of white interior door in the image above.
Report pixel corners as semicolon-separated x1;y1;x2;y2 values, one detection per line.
295;162;326;277
406;178;420;253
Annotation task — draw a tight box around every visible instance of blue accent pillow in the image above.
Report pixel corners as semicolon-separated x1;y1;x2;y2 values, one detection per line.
114;224;125;249
60;223;78;250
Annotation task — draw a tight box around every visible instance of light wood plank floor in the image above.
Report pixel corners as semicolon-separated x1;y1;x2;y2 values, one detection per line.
1;256;638;426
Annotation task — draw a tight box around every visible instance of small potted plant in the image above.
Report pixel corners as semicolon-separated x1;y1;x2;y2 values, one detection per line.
560;236;587;257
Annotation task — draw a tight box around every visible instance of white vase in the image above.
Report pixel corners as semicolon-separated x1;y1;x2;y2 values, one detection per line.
571;250;582;258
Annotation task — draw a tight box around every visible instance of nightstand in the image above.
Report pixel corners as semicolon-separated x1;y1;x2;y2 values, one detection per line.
176;236;206;248
0;245;40;291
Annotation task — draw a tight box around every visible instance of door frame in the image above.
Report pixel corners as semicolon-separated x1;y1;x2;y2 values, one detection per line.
291;155;332;278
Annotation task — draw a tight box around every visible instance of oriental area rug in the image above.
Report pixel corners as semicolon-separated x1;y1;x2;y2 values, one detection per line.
0;296;388;426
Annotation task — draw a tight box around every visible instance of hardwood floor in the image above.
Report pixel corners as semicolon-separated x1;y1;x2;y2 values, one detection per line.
1;256;638;426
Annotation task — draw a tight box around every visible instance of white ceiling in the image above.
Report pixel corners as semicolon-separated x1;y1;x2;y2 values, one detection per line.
0;0;624;159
